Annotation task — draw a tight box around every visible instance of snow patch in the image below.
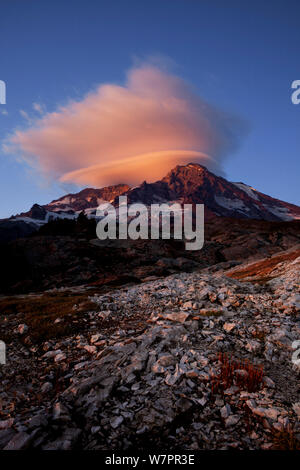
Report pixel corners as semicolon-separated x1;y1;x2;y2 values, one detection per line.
48;196;71;206
233;183;259;201
215;195;249;212
263;204;293;221
9;217;44;226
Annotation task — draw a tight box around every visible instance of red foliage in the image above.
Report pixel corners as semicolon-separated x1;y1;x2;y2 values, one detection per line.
211;352;263;394
272;424;300;450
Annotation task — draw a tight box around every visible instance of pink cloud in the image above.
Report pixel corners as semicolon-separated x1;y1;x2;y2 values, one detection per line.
5;64;244;187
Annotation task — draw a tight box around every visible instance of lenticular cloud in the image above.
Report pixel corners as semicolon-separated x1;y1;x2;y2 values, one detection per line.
5;64;244;187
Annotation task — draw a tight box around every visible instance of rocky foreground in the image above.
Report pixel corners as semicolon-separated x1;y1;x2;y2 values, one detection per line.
0;246;300;450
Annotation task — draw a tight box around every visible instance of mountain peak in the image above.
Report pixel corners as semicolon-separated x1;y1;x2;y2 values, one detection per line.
5;162;300;237
167;162;209;174
45;184;130;213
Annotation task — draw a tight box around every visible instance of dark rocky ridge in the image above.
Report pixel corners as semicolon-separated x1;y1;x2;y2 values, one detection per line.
0;215;299;295
44;184;130;212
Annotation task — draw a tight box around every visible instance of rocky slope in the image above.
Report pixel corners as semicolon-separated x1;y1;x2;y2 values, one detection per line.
1;217;299;295
0;163;299;451
0;246;299;450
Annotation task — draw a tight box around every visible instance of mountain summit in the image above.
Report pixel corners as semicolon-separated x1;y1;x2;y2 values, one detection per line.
2;163;300;243
145;163;300;221
114;163;300;221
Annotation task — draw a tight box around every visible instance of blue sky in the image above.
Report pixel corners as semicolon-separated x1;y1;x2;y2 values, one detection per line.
0;0;299;218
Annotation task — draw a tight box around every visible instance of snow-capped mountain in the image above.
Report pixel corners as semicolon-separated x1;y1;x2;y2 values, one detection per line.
118;163;300;221
2;163;300;242
159;164;300;220
44;184;130;213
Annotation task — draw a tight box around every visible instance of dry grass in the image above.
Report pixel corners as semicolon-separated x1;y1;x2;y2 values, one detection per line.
211;352;264;394
198;309;224;317
226;249;300;282
271;424;300;450
0;292;99;343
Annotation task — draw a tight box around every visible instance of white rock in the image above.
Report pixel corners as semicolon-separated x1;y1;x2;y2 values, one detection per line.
84;345;97;354
0;418;14;430
54;353;66;363
17;323;28;335
245;340;261;352
111;416;124;429
292;402;300;418
164;312;190;323
42;349;62;359
41;382;53;393
90;334;101;344
223;322;236;332
225;415;240;427
156;354;176;367
220;404;231;419
263;376;275;389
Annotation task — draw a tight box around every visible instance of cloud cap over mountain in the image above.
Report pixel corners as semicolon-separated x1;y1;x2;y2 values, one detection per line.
5;64;246;187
